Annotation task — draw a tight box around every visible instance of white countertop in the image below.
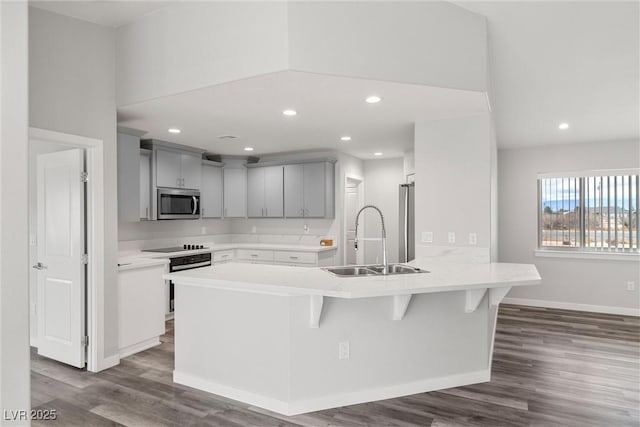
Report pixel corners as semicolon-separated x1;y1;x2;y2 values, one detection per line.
165;260;541;299
119;243;337;260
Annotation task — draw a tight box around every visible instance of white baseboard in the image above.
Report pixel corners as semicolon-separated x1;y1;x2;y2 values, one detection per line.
502;297;640;317
119;337;161;359
97;354;120;372
174;369;490;416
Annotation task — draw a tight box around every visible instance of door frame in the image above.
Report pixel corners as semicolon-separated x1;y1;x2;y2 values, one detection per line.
343;174;364;265
29;127;104;372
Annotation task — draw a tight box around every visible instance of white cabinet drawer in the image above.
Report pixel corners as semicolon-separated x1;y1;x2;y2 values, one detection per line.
213;250;234;263
236;249;274;262
274;251;316;265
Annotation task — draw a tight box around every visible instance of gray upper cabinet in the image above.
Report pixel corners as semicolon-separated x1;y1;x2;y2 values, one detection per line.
139;150;151;220
247;166;283;218
117;131;142;222
284;162;335;218
284;164;304;217
223;167;247;218
201;162;223;218
155;148;202;190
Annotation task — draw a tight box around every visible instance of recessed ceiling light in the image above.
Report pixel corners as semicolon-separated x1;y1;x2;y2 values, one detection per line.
374;152;383;156
365;96;382;104
340;136;352;141
244;147;254;152
558;122;570;130
282;109;297;116
168;128;181;134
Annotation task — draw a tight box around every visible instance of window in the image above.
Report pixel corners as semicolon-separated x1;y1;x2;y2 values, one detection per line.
538;171;639;252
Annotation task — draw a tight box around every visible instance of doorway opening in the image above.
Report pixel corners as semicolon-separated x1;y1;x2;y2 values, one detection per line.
344;176;364;265
28;128;105;372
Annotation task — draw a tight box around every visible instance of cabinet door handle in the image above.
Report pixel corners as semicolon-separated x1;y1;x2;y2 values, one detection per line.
289;256;298;260
250;254;258;257
145;207;149;219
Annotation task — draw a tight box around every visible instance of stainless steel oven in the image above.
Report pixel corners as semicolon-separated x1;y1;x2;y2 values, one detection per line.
157;188;200;220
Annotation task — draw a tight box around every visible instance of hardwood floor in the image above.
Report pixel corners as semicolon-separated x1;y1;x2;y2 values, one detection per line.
31;305;639;426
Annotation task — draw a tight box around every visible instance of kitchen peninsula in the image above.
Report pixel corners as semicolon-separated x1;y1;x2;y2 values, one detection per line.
166;259;541;416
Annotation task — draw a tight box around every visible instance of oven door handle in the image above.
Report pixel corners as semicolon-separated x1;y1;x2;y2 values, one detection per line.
171;261;211;271
192;196;199;215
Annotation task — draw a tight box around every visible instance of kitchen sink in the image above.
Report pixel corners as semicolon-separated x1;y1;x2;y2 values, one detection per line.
323;266;379;276
367;264;427;274
323;264;428;277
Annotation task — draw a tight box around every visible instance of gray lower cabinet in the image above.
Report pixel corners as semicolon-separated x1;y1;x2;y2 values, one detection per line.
223;167;247;217
284;162;334;218
201;162;223;218
247;166;284;218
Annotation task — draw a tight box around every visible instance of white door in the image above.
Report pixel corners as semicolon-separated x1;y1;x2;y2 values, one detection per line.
264;166;284;217
201;164;223;218
36;149;86;368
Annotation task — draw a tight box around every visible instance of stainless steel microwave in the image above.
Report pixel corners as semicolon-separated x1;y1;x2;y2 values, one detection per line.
157;188;200;220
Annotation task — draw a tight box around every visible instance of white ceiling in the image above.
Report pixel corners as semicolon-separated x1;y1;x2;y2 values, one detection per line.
30;1;171;28
457;1;639;148
117;71;487;159
31;1;639;154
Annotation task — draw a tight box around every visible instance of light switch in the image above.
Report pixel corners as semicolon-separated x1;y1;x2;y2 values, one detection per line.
469;233;477;245
448;232;456;244
421;232;433;243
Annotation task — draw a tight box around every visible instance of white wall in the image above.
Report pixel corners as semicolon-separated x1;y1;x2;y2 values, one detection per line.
362;158;404;264
0;1;30;421
288;1;487;91
115;1;487;107
29;7;120;360
116;1;289;106
414;114;493;262
119;219;230;242
499;140;640;313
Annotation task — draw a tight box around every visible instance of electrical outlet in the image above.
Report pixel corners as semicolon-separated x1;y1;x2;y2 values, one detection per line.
304;224;310;234
29;234;37;246
251;225;257;233
468;233;477;245
421;232;433;243
627;281;636;291
338;341;350;360
448;232;456;244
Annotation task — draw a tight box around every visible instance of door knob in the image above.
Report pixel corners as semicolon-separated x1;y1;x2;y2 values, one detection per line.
32;262;47;270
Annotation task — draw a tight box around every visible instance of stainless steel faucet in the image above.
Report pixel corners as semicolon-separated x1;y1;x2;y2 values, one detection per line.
354;205;388;274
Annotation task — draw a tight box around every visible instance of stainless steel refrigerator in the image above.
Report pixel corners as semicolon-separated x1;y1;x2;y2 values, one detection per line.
399;182;415;262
